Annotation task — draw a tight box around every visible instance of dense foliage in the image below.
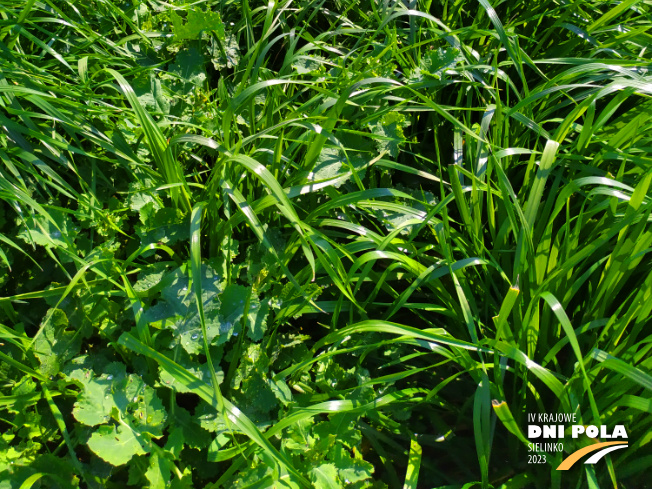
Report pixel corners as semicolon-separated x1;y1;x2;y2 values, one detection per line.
0;0;651;488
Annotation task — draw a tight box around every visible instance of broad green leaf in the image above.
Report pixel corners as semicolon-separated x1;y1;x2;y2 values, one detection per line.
145;452;173;489
16;209;75;251
408;47;462;82
133;263;171;295
69;361;167;459
128;178;164;214
118;333;310;486
136;207;189;247
309;464;340;489
308;147;347;187
70;363;127;426
171;8;225;40
168;47;207;96
292;55;328;75
210;33;240;70
368;112;411;158
33;309;83;376
87;424;146;466
132;71;170;114
142;264;225;354
165;406;211;451
219;284;269;342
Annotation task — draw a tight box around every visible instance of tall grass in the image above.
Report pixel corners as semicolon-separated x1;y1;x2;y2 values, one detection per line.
0;0;650;488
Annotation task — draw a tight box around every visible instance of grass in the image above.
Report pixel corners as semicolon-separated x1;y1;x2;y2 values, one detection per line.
0;0;651;488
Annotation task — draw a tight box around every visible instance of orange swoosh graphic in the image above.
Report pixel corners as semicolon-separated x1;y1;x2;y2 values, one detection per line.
557;441;628;470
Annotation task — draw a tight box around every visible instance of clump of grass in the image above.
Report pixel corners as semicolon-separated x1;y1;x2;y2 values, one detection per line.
0;0;650;488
